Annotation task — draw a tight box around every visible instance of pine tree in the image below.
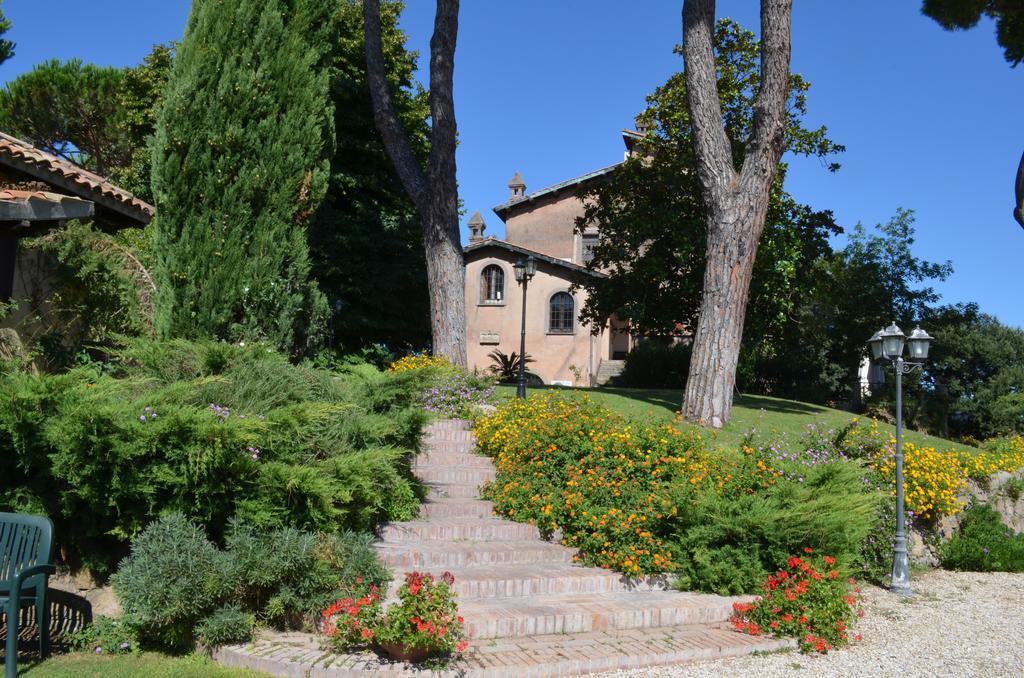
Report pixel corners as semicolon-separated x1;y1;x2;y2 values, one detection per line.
151;0;333;356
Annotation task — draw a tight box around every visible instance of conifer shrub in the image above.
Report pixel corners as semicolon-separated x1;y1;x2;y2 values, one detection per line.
938;503;1024;572
0;339;424;574
196;606;256;649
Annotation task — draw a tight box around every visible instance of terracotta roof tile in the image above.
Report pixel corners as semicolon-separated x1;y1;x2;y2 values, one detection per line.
0;132;153;225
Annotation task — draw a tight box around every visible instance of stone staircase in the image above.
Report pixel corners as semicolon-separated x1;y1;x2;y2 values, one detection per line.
216;419;793;676
595;359;625;385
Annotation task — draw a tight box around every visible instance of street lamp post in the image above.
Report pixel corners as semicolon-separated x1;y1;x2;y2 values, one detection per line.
867;322;933;596
514;256;537;398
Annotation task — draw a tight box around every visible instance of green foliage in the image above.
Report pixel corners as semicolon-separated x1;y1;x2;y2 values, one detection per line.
922;0;1024;66
0;338;424;574
372;572;467;656
618;341;691;388
195;605;256;649
853;500;897;585
0;1;13;66
730;552;862;654
671;463;880;595
938;502;1024;572
112;513;231;650
575;19;841;354
477;393;882;593
114;512;390;650
487;349;533;383
0;59;128;174
309;1;431;354
69;616;139;655
152;0;333;357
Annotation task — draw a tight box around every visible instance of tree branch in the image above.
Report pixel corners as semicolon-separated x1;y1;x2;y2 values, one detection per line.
739;0;792;189
682;0;736;205
363;0;431;215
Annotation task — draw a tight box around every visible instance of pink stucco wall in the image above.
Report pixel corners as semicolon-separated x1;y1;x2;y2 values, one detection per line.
501;192;587;263
465;245;615;385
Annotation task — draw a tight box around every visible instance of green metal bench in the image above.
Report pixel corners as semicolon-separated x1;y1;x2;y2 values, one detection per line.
1;513;55;678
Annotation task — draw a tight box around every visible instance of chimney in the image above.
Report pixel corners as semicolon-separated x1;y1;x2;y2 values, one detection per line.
634;114;650;136
507;170;526;201
467;210;486;242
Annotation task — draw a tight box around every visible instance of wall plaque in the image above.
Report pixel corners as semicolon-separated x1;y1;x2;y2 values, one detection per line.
480;331;500;345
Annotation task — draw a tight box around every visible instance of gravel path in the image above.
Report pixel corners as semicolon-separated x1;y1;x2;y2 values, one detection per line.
599;570;1024;678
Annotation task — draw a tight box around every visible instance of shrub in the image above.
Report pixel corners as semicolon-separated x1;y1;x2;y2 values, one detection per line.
617;341;691;388
69;616;139;655
388;354;453;373
196;605;256;648
730;550;863;653
0;338;425;573
114;513;391;650
486;349;533;383
938;503;1024;572
476;393;881;592
853;500;896;585
112;513;231;650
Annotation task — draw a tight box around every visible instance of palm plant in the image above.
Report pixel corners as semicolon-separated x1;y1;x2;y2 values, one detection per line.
487;349;534;383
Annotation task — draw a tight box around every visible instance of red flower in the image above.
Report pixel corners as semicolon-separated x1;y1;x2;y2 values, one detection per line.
854;633;863;642
803;547;814;554
844;595;857;606
829;570;839;579
811;571;822;581
781;614;793;623
456;640;469;652
356;576;363;584
823;555;835;566
458;616;464;624
442;571;456;585
769;621;779;630
788;556;802;568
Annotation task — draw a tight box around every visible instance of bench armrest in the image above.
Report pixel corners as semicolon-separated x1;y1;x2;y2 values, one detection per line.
11;564;56;600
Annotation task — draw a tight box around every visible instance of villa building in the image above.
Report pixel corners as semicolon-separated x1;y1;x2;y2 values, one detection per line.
464;129;644;386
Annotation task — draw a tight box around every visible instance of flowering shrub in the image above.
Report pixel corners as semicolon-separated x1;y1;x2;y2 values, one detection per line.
477;394;881;592
323;572;468;659
374;571;468;657
422;374;496;419
389;354;453;373
321;578;384;649
730;550;863;654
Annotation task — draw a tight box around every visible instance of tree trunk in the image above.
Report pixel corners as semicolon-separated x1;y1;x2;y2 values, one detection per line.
1014;148;1023;228
363;0;466;365
680;0;792;427
682;197;767;427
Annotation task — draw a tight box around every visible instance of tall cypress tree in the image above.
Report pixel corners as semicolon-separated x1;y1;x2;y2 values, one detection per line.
151;0;332;355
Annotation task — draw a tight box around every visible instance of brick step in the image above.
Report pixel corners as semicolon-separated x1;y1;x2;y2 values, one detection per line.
379;517;540;543
459;590;739;639
217;623;794;677
412;451;495;469
424;419;472;432
424;429;475;443
375;539;576;569
425;481;485;500
418;499;494;519
421;563;637;601
414;466;496;486
421;438;479;452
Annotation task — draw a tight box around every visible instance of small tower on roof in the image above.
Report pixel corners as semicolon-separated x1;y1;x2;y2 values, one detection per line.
507;170;526;201
467;210;486;242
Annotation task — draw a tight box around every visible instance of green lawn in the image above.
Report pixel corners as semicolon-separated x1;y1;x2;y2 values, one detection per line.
20;652;268;677
495;385;979;454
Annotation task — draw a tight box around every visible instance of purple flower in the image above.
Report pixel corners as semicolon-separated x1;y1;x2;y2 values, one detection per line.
139;415;147;423
95;647;102;654
120;642;131;650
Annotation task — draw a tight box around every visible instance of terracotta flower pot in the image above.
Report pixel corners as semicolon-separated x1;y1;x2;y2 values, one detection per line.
376;641;437;663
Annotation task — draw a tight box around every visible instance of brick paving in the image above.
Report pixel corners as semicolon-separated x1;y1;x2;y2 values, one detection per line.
216;419;794;676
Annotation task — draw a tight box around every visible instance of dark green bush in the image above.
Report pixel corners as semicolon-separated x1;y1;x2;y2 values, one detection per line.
938;503;1024;572
112;513;231;650
0;338;425;574
616;341;691;388
196;605;256;649
854;500;896;585
115;513;391;650
671;462;881;595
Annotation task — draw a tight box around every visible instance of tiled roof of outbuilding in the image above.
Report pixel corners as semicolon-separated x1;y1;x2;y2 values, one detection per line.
0;132;153;225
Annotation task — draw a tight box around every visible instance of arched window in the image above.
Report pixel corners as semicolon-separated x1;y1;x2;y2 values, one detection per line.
548;292;574;334
480;264;504;303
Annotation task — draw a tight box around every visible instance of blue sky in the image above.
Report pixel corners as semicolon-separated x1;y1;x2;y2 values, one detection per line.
3;1;1022;328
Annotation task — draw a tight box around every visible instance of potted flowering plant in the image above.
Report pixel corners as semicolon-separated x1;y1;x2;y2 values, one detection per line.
320;578;383;650
373;571;468;662
729;548;864;654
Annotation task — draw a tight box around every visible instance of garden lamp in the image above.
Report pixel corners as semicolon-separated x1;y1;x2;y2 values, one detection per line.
906;327;933;361
514;256;536;398
879;322;905;360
